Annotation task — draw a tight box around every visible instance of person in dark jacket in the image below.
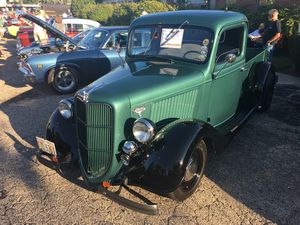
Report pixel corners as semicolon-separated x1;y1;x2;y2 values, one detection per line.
263;9;282;61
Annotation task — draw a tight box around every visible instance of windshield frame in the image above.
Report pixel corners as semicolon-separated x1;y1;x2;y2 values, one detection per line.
127;24;214;65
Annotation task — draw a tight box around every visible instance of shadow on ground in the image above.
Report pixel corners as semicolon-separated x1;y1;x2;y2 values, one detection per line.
205;83;300;225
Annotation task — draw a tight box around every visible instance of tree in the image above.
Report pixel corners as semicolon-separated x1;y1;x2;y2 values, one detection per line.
71;0;94;17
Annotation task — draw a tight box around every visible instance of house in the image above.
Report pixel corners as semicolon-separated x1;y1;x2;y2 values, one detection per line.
210;0;300;9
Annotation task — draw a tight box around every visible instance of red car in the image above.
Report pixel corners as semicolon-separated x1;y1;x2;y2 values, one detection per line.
16;11;100;49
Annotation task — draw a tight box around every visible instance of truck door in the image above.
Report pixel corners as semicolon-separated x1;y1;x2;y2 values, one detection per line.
208;25;249;126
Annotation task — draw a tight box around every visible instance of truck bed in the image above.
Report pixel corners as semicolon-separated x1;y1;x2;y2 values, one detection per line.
246;47;266;63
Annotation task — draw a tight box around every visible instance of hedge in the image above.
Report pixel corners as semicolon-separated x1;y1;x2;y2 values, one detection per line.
288;35;300;72
225;4;300;38
71;0;175;26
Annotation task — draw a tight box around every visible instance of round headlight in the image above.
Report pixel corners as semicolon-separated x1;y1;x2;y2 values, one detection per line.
58;99;73;119
132;118;155;143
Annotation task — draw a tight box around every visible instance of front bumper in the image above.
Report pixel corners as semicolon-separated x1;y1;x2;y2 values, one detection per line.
17;62;36;82
36;144;159;215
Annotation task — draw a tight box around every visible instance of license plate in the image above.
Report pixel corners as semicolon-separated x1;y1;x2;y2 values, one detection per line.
36;137;57;156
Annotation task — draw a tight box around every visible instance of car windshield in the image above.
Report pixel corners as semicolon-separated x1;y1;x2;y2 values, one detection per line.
79;29;108;49
128;25;213;64
72;29;91;43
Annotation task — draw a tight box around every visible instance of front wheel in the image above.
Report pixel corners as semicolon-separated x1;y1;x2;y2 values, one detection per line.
48;67;79;94
168;138;207;201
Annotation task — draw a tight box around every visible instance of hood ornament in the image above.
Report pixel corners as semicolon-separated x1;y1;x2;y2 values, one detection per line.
80;82;105;102
133;106;146;117
82;90;89;102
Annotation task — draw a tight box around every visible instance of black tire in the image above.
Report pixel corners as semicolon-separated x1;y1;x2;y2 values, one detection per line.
168;138;207;201
47;67;78;94
258;71;276;112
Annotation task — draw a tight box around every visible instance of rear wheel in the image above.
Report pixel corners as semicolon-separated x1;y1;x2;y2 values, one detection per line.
168;138;207;201
258;71;276;112
48;67;78;94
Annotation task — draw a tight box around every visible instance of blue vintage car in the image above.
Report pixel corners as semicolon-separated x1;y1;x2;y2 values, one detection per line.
17;12;128;94
17;29;92;60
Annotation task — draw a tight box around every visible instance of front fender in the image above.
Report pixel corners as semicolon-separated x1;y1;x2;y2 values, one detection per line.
126;120;221;195
46;108;78;161
27;54;59;82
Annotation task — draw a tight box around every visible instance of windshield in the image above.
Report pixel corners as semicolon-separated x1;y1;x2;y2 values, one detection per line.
79;29;108;49
128;25;213;64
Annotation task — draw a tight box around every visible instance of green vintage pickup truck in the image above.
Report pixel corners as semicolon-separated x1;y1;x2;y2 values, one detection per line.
37;10;277;214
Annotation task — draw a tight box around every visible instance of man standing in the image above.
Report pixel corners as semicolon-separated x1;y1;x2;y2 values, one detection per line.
263;9;282;61
33;9;48;44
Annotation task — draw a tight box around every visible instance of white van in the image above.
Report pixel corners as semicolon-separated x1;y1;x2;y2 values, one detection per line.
48;17;100;37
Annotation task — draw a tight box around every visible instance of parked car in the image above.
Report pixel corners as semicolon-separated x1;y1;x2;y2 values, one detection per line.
37;10;277;214
47;17;100;38
18;25;128;94
16;11;100;48
17;29;92;60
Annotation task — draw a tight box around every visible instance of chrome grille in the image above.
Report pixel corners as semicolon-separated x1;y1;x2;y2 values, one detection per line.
76;98;114;177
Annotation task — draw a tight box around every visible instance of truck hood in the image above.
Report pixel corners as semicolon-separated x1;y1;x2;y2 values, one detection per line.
77;60;207;107
16;10;77;45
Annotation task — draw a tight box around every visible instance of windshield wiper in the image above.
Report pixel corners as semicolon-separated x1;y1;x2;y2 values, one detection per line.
143;27;159;56
143;20;189;56
164;20;189;43
78;44;88;50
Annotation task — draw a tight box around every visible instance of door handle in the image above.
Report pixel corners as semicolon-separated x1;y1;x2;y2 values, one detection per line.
240;67;248;72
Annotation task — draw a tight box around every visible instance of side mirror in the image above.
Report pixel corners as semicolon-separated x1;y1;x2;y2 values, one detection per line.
225;53;237;64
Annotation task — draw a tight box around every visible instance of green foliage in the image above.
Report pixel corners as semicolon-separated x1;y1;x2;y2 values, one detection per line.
138;0;175;14
108;0;175;26
22;0;40;3
86;4;116;25
109;2;140;26
71;0;94;18
71;0;175;26
226;3;300;38
288;35;300;72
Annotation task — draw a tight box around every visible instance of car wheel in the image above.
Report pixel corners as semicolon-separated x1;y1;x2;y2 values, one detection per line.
48;67;78;94
168;138;207;201
258;71;276;112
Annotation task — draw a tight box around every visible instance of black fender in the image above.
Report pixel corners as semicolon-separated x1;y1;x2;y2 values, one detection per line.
256;62;277;92
46;108;78;161
125;120;222;195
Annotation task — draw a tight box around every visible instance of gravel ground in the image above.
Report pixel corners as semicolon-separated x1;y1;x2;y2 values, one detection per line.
0;39;299;225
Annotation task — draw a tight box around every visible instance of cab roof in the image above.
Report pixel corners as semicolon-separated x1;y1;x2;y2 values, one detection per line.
131;10;247;32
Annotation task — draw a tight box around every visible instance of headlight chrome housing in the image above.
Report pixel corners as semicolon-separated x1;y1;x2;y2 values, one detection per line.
58;99;73;119
132;118;155;143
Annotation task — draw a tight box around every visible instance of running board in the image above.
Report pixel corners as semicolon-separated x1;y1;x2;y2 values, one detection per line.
217;106;257;135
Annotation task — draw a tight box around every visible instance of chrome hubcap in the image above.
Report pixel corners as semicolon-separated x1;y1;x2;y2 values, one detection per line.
55;70;75;90
184;152;200;182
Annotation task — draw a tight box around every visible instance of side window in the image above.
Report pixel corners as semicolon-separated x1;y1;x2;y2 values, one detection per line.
73;24;84;32
104;31;128;49
65;24;72;32
216;26;244;64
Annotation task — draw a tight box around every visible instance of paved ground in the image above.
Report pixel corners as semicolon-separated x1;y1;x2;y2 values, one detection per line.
0;39;299;225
